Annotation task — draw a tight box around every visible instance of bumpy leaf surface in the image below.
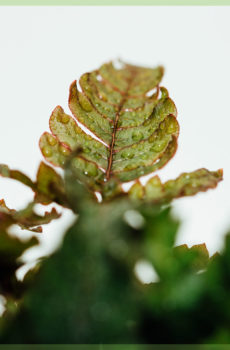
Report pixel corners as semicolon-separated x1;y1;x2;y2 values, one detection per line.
128;168;223;203
39;61;222;201
40;62;179;186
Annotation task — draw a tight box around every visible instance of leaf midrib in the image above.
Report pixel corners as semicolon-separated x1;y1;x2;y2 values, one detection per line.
105;69;137;180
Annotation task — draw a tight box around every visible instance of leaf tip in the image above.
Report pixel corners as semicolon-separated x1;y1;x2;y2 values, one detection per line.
217;168;223;179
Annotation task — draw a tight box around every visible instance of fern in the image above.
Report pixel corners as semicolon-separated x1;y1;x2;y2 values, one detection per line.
0;61;226;344
0;60;223;244
39;61;222;201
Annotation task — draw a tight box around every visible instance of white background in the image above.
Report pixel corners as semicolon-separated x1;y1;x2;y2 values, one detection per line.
0;6;229;263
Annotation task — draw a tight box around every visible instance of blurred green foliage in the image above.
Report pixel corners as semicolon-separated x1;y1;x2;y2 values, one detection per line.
0;180;229;343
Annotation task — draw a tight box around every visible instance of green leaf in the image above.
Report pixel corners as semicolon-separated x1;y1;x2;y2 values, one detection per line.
0;164;35;191
39;61;222;203
0;199;60;233
0;162;69;208
0;163;64;233
35;162;69;207
174;243;211;272
128;168;223;202
40;62;179;186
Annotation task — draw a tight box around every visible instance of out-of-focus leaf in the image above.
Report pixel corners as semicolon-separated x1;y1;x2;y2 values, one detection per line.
0;162;69;208
1;186;230;344
1;196;212;344
0;165;35;191
0;200;60;233
0;227;38;297
174;243;210;271
138;232;230;344
35;162;69;207
0;197;144;343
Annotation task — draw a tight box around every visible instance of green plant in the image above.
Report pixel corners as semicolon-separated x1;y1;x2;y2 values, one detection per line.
0;61;226;344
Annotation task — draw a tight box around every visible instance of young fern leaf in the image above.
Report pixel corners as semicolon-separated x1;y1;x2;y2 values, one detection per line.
0;163;68;231
128;168;223;203
0;162;69;208
39;61;222;201
40;63;177;182
0;199;60;233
